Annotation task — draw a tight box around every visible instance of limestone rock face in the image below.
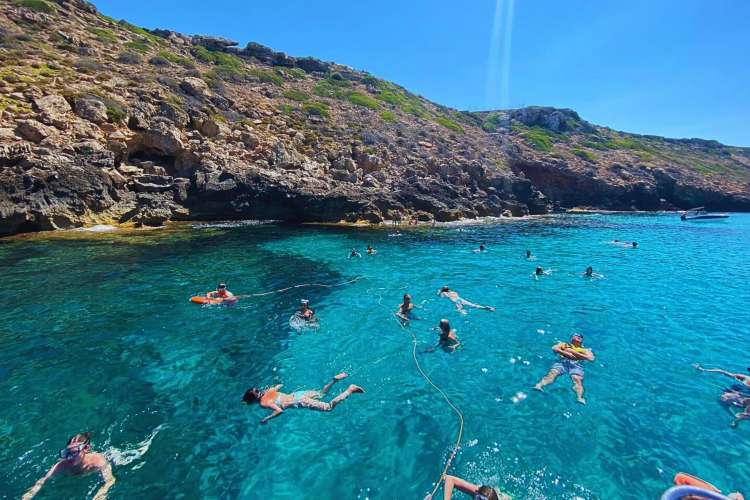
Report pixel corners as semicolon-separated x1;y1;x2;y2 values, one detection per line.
16;120;52;143
74;98;108;124
140;123;184;155
180;77;211;99
34;95;72;129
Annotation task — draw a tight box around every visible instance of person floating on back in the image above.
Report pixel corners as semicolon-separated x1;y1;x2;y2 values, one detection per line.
207;283;234;300
424;474;510;500
396;293;414;322
366;245;377;255
534;333;595;404
22;432;115;500
242;372;364;424
349;248;362;258
438;286;495;314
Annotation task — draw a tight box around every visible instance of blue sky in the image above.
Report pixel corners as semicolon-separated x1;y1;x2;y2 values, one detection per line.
95;0;750;146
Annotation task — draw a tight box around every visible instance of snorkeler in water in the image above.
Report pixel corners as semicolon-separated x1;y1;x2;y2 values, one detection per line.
583;266;603;279
349;248;362;258
534;333;595;404
22;432;115;500
534;266;552;279
695;364;750;427
396;293;415;322
438;286;495;314
424;474;508;500
242;372;364;424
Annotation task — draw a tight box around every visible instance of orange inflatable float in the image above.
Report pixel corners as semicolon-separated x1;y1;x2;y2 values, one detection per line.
190;296;238;305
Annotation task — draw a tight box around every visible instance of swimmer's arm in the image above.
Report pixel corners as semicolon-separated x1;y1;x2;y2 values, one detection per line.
579;349;595;361
92;461;115;500
261;404;284;424
551;343;567;356
22;462;61;499
442;474;479;499
699;367;741;379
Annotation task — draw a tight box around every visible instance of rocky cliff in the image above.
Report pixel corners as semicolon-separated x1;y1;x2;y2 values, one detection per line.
1;0;748;236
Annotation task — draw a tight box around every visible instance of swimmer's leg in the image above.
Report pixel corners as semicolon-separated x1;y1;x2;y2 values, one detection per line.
300;385;364;412
317;372;349;397
534;368;560;391
459;299;495;312
572;374;586;405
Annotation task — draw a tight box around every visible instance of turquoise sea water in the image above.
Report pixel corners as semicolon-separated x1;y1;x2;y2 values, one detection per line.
0;214;748;499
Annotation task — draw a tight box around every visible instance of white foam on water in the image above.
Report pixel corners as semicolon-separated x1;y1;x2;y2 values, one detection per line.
105;424;164;467
73;224;118;233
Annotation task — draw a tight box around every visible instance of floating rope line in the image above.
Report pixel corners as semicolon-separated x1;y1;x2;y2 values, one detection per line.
391;310;465;499
233;275;364;299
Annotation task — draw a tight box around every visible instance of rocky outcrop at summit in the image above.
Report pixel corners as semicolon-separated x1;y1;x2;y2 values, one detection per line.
0;0;747;236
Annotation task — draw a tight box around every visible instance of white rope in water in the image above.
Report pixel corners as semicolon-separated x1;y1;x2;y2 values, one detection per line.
233;276;364;299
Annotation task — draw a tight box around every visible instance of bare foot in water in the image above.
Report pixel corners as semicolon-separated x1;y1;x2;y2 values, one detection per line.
533;384;544;391
348;384;365;394
577;396;587;405
486;306;496;312
334;372;348;380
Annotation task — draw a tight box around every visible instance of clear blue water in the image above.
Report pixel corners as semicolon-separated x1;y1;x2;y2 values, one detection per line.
1;214;748;499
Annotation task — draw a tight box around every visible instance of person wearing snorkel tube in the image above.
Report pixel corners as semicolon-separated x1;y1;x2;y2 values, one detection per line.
424;474;507;500
22;432;115;500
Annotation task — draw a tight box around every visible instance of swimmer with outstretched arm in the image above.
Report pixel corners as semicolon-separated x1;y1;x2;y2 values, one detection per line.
425;475;505;500
438;286;495;314
242;372;364;424
533;266;552;279
695;364;750;428
694;364;750;389
22;432;115;500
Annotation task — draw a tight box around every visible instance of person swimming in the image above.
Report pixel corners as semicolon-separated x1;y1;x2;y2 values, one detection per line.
583;266;603;279
396;293;414;321
438;286;495;314
298;299;315;321
242;372;364;423
424;474;508;500
611;240;638;248
207;283;234;299
22;432;116;500
525;249;533;259
437;319;460;351
367;245;377;255
473;244;486;253
534;333;595;404
349;248;362;258
534;266;551;279
695;364;750;427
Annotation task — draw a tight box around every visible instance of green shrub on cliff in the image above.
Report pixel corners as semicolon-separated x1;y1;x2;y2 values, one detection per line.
248;68;283;86
88;27;118;44
106;105;127;123
572;148;595;161
380;110;396;122
125;40;150;54
313;77;350;99
283;89;310;102
303;101;329;117
436;117;463;133
347;92;380;110
521;127;554;151
13;0;55;14
157;50;195;68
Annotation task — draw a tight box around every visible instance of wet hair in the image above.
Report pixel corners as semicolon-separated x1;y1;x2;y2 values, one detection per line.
439;319;450;333
632;242;638;248
526;249;531;256
478;486;499;500
218;283;227;289
242;388;261;404
535;266;543;274
67;432;91;446
572;333;584;341
440;286;450;293
403;294;411;301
